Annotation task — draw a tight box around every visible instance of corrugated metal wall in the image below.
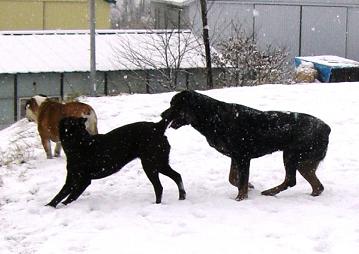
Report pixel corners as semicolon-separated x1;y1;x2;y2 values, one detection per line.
301;6;347;57
0;74;14;129
0;69;213;129
347;8;359;60
167;0;359;61
183;1;359;61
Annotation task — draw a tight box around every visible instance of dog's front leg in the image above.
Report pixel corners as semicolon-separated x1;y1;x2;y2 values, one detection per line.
233;158;250;201
62;178;91;206
229;159;254;189
46;173;75;207
142;158;165;203
150;175;163;204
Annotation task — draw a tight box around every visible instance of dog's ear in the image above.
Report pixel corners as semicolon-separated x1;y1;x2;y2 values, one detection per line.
24;99;32;110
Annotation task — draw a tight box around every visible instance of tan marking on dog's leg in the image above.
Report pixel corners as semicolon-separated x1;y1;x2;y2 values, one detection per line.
54;142;62;157
235;183;249;201
229;161;254;189
229;164;239;187
298;161;324;196
233;159;250;201
261;180;291;196
262;151;298;196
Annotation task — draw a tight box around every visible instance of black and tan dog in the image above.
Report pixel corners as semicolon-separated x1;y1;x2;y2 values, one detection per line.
161;90;331;201
47;117;186;208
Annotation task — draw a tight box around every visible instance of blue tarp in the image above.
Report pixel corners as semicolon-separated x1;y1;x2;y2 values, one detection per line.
295;57;333;82
295;55;359;82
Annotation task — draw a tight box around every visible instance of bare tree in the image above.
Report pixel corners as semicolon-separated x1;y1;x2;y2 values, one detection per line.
113;30;205;92
212;25;293;86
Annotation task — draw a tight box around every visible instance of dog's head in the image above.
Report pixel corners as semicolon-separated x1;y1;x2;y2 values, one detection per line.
59;117;88;145
161;90;196;129
25;94;48;123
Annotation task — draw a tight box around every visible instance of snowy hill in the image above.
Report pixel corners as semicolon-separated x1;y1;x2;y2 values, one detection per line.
1;83;359;253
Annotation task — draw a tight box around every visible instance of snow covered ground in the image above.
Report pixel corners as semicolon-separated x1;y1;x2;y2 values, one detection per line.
1;83;359;254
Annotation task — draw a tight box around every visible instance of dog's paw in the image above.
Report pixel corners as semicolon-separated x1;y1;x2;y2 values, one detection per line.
311;189;324;197
45;202;57;208
261;189;277;196
179;191;186;200
235;193;248;201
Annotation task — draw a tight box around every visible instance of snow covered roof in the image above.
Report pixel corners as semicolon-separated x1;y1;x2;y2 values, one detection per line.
0;29;206;74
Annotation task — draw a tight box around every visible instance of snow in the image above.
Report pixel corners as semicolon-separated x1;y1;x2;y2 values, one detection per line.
1;83;359;253
0;30;205;74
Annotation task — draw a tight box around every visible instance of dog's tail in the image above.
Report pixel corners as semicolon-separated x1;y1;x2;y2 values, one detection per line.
154;118;173;135
81;109;98;135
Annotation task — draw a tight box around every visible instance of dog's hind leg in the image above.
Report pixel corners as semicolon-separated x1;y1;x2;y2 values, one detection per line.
141;158;163;203
160;166;186;200
261;151;297;196
298;160;324;196
62;178;91;205
144;170;163;204
41;137;53;159
297;129;328;196
54;142;62;157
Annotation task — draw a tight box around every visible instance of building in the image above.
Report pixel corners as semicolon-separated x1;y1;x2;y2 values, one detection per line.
0;29;219;129
0;0;114;30
151;0;359;61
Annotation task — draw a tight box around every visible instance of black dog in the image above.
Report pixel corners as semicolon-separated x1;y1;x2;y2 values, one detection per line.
47;117;186;208
161;90;331;201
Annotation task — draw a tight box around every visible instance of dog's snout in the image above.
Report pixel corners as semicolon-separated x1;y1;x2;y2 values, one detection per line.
161;108;172;120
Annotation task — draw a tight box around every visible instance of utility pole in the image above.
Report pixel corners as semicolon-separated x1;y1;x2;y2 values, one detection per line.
199;0;213;89
89;0;97;96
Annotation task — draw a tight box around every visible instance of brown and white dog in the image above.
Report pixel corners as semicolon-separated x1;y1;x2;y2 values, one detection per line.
25;95;98;159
